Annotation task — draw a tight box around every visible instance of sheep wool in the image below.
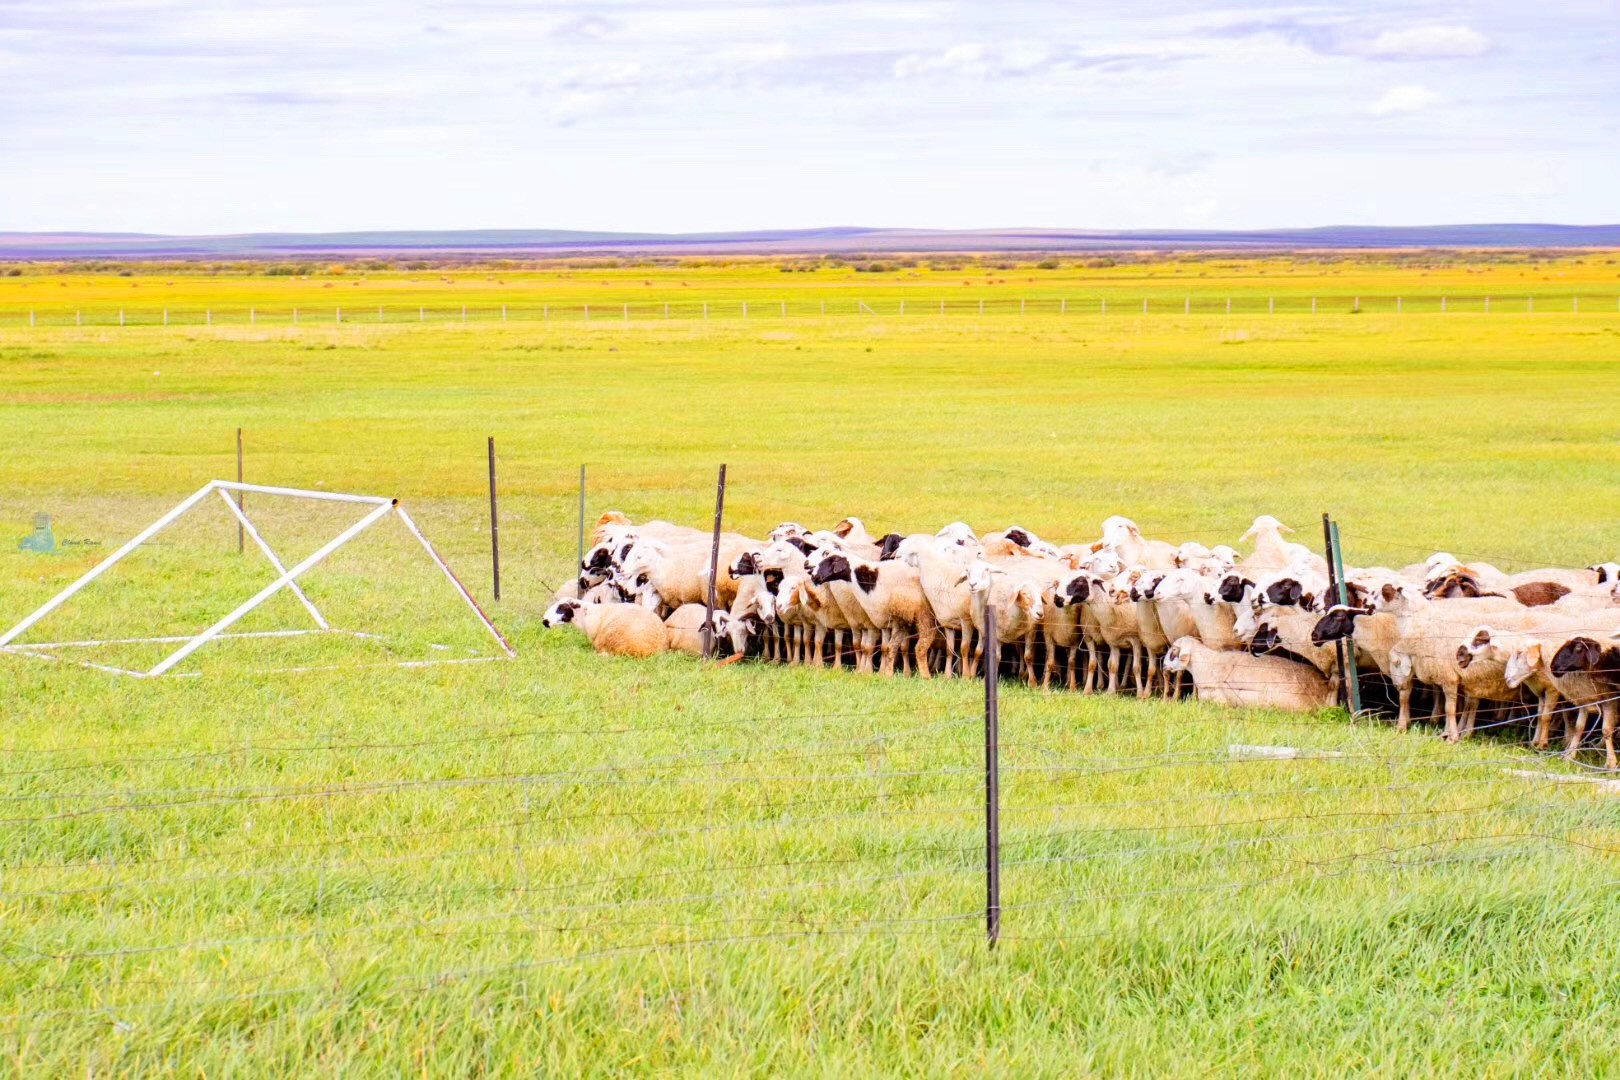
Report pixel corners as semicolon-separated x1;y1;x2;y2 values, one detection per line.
543;600;668;659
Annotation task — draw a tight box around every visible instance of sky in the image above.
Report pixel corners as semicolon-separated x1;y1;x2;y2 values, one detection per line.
1;0;1616;233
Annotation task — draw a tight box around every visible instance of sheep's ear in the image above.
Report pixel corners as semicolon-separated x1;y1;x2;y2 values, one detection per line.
954;574;968;585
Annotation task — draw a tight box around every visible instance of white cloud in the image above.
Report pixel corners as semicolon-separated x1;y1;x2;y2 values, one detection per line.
1364;25;1488;58
1370;84;1442;116
892;41;1054;80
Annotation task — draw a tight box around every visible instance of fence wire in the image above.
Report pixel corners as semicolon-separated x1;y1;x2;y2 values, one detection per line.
3;684;1616;1045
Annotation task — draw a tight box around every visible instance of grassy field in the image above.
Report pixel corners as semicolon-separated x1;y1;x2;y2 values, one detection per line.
4;254;1620;1074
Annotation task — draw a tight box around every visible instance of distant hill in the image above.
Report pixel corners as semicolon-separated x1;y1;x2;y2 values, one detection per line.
2;224;1617;259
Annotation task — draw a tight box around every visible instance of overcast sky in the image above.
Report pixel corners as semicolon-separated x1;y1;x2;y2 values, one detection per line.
2;0;1616;233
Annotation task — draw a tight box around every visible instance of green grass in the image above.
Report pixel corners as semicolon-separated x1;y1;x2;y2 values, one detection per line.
3;255;1620;1075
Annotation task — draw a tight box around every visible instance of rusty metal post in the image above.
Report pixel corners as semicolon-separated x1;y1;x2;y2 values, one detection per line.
985;601;1001;948
488;437;501;601
702;465;727;658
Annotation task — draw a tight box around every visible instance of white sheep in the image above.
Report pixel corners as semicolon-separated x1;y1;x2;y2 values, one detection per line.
543;600;668;659
1163;636;1334;711
895;534;980;676
1238;516;1326;575
965;560;1045;684
1098;516;1177;569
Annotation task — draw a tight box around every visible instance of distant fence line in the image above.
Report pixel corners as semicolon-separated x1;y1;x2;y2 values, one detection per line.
5;292;1620;328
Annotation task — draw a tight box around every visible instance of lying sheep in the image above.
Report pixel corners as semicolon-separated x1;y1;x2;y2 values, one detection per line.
665;602;720;657
1163;636;1334;711
543;600;668;658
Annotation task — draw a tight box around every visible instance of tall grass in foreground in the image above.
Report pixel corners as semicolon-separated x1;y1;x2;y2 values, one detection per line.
3;634;1619;1074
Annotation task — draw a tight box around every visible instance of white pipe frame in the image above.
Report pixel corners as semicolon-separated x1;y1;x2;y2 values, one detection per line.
395;506;516;657
146;499;398;676
215;487;329;630
0;480;221;650
0;480;515;676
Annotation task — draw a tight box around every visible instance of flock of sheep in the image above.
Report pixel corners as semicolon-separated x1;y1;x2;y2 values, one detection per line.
544;512;1620;768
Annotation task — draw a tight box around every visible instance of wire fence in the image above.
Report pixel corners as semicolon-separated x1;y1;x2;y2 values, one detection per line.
3;681;1617;1047
6;292;1620;328
7;478;1620;1053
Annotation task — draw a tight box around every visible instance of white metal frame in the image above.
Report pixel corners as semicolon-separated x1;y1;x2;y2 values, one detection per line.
0;480;514;677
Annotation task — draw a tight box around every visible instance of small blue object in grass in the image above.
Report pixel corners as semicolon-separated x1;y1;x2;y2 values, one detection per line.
18;513;56;554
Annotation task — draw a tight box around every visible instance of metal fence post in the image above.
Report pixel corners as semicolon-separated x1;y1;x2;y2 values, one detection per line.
984;601;1001;948
487;437;501;602
1320;513;1347;707
702;464;727;659
1324;515;1361;715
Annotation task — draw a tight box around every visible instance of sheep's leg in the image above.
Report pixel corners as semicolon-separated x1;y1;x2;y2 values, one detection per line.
878;628;897;677
1106;645;1122;695
1442;687;1460;742
1564;705;1591;758
914;630;933;680
1460;696;1479;739
1532;691;1560;748
1603;701;1619;771
1023;632;1039;687
1083;644;1098;694
961;628;978;679
941;627;958;677
1141;648;1159;700
1066;645;1079;692
1395;681;1412;732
